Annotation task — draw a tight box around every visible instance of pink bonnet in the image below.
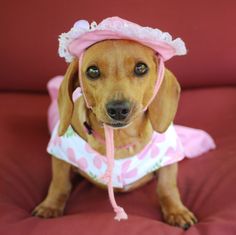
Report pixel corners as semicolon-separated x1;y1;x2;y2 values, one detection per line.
58;16;187;63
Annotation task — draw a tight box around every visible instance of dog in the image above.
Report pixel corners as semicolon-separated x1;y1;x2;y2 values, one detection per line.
32;39;197;229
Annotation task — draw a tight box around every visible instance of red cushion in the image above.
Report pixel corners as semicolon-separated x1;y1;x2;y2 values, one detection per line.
0;87;236;234
1;0;236;91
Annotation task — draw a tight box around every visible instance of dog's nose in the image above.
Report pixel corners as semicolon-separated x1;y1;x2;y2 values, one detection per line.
106;100;131;121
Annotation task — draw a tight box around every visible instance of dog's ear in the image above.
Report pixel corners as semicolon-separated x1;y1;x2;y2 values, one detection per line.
58;59;79;136
147;69;180;133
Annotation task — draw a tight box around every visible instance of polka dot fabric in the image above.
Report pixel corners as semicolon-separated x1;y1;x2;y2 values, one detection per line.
47;122;215;189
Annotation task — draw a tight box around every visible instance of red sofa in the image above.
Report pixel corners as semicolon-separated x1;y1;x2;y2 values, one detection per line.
1;1;236;234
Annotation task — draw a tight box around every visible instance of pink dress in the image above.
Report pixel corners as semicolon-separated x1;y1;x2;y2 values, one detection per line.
47;76;216;189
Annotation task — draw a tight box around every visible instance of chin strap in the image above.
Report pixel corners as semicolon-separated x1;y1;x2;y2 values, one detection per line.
143;56;165;111
102;124;128;221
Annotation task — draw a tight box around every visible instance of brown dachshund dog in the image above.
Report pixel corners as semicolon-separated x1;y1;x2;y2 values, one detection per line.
33;40;197;229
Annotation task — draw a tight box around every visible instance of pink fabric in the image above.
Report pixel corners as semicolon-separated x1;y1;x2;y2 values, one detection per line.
144;56;165;110
103;124;128;221
47;121;188;189
47;76;81;133
174;125;216;158
79;52;91;109
69;30;175;62
47;76;63;133
67;17;186;63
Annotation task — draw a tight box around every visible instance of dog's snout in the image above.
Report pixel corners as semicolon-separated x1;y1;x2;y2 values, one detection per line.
106;100;131;121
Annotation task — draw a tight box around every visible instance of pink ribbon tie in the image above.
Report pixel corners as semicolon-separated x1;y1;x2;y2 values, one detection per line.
104;124;128;221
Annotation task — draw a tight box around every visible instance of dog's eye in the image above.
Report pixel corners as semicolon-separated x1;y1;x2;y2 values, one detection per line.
134;62;149;76
86;66;100;80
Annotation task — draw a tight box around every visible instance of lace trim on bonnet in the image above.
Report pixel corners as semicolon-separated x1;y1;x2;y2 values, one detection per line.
58;16;187;63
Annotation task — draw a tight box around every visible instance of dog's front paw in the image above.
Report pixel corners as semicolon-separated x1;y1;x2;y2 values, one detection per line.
32;202;64;218
162;206;197;230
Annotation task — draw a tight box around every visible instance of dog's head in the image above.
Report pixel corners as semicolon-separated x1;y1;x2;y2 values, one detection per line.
58;40;180;135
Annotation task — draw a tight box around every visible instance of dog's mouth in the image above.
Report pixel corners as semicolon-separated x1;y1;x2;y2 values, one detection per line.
101;109;142;129
104;121;131;129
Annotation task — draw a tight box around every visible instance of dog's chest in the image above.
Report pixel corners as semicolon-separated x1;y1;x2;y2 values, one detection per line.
86;126;152;159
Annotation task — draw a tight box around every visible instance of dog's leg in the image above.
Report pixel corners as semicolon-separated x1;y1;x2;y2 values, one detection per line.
156;163;197;230
32;157;73;218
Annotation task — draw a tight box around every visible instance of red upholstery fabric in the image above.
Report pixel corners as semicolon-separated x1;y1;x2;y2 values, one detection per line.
1;0;236;234
1;0;236;91
0;87;236;235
